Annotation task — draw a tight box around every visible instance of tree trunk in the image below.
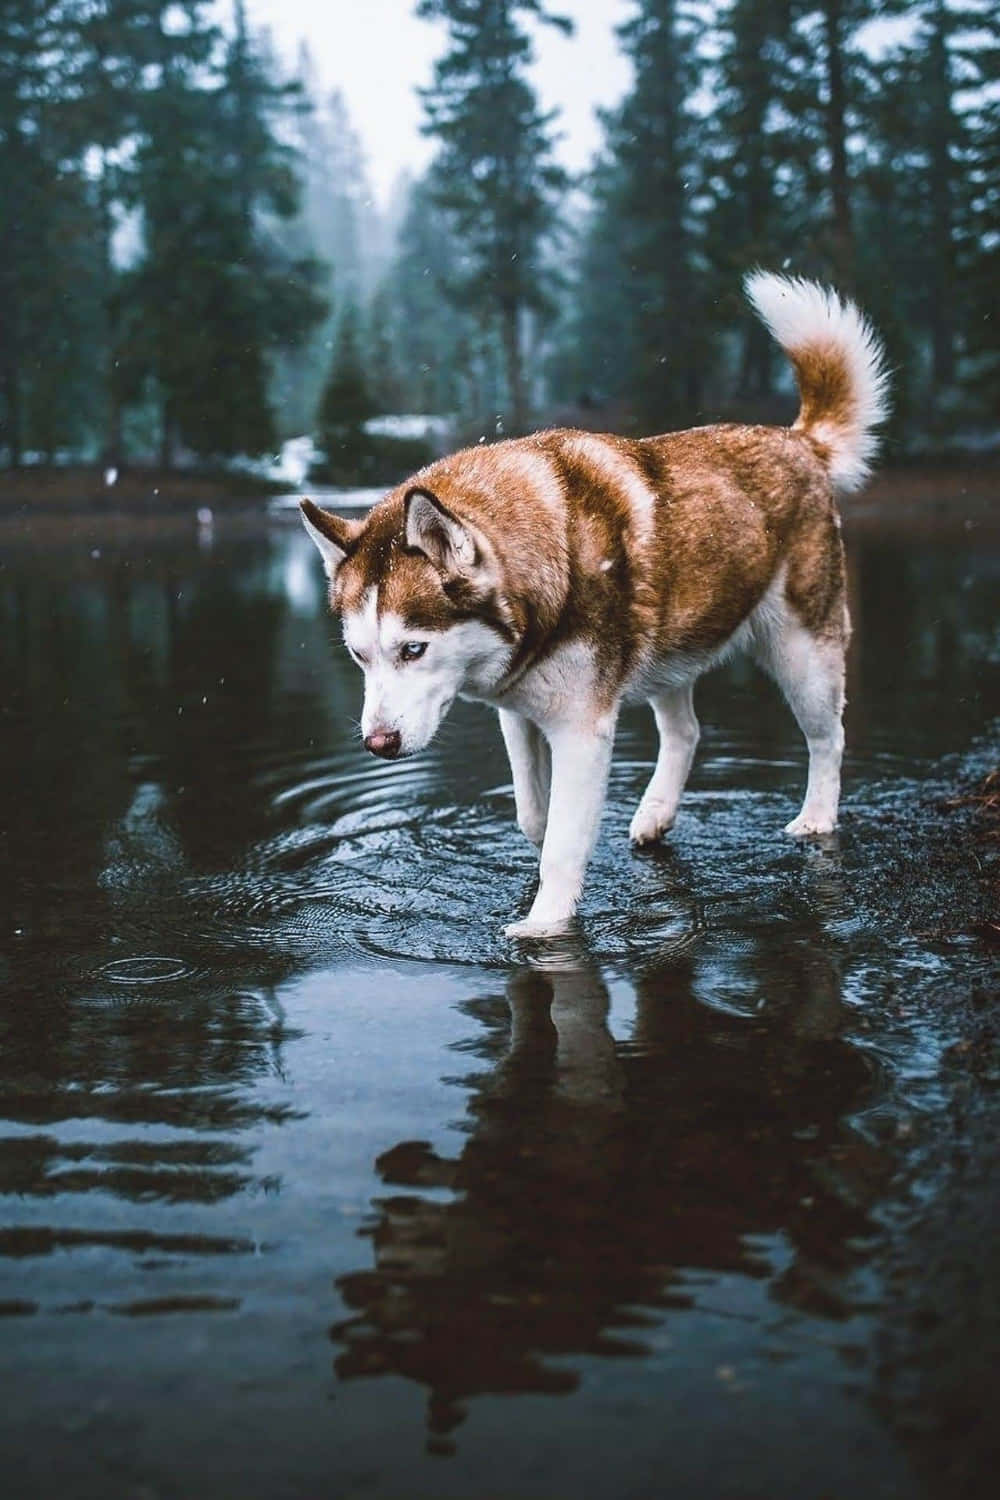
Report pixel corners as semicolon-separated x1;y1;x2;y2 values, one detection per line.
823;1;854;288
159;399;176;472
740;318;772;399
927;2;956;387
501;301;527;434
99;170;124;467
2;357;22;469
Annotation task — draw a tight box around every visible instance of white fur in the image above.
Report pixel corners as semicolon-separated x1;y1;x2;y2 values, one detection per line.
505;711;618;939
301;509;348;579
344;597;510;756
565;430;657;540
628;682;700;844
625;564;845;851
498;642;618;937
744;271;890;492
499;709;550;848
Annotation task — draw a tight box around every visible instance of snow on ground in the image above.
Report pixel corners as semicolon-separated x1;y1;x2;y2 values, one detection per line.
363;414;452;441
268;487;386;514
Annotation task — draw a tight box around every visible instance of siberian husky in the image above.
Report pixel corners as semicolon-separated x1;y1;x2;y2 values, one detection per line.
301;272;889;937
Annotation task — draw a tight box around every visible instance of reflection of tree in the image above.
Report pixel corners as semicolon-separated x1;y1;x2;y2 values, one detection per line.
0;532;335;1217
332;926;884;1450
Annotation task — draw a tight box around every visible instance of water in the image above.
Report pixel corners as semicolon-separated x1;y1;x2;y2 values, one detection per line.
0;508;997;1498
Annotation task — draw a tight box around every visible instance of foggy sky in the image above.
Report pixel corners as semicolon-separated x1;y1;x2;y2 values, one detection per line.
245;0;633;205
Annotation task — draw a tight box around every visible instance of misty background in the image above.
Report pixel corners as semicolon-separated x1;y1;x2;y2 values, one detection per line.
2;0;998;484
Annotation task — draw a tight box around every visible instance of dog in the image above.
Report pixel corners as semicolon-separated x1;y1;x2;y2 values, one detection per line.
301;272;889;937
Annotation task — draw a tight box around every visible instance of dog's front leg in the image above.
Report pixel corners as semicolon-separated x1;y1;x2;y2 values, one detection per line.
505;715;616;939
499;709;551;848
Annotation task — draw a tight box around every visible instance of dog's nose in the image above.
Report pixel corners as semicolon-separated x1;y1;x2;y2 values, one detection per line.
364;729;402;759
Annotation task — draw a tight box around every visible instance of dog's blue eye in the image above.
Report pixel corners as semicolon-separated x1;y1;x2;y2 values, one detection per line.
400;641;427;662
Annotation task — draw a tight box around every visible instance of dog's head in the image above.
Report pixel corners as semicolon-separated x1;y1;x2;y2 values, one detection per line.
301;490;515;758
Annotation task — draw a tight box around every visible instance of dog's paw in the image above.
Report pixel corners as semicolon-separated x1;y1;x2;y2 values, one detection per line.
504;915;574;941
784;811;837;838
628;801;676;846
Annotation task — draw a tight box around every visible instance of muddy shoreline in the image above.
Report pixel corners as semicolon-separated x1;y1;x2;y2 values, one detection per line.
847;755;999;1499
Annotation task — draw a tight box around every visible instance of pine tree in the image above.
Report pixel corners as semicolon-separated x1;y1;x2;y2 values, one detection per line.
417;0;572;432
366;281;406;416
316;302;378;482
961;0;1000;412
551;154;636;412
269;70;377;437
0;1;104;464
377;174;486;422
128;2;323;464
604;0;706;428
62;0;165;463
781;2;910;291
705;0;803;399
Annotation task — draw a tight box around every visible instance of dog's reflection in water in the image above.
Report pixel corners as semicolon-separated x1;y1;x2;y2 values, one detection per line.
331;922;882;1451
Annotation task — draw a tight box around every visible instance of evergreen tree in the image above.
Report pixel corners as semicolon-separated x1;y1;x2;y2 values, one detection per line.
127;2;324;464
961;0;1000;412
366;281;406;415
316;301;378;482
705;0;803;399
269;68;379;437
61;0;164;463
603;0;706;428
417;0;572;432
782;2;905;289
0;1;103;464
551;157;636;412
376;174;486;422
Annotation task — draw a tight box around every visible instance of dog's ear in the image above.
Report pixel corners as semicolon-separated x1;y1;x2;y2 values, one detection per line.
300;498;363;582
404;488;478;573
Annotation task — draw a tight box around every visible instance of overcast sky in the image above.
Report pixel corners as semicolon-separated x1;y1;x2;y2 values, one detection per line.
245;0;633;207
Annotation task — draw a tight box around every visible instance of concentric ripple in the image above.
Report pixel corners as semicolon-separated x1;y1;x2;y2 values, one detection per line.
98;956;192;985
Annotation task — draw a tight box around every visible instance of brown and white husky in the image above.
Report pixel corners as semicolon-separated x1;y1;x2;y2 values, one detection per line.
301;272;889;937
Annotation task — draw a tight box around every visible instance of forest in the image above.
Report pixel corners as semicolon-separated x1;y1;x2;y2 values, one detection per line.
1;0;998;480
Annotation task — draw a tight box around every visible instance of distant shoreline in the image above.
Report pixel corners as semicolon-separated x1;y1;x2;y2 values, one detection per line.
0;453;996;534
0;465;287;512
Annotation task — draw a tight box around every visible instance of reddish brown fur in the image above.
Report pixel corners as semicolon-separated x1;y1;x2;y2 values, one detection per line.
304;419;847;705
789;340;858;475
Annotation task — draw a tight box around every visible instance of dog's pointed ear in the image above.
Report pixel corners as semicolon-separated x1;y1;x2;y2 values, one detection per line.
404;488;478;573
300;498;363;581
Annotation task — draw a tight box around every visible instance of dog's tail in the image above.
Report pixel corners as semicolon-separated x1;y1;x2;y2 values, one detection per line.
744;270;890;492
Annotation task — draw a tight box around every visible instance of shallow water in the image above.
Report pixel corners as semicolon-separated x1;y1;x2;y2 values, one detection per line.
0;511;997;1498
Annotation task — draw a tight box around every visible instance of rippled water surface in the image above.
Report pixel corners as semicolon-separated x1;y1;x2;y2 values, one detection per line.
1;508;998;1498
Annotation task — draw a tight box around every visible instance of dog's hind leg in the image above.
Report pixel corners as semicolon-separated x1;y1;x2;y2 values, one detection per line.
756;611;847;837
629;684;700;845
500;709;551;848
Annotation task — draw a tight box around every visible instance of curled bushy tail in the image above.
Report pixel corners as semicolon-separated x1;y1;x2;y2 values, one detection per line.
744;271;890;492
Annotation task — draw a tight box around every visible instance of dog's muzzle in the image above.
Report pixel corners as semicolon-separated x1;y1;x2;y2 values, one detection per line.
364;729;402;759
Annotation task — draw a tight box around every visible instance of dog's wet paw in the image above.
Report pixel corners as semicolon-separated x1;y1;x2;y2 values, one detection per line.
784;812;837;838
628;802;675;846
504;916;573;941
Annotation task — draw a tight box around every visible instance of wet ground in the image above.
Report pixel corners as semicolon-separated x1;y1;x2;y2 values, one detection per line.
0;502;998;1499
